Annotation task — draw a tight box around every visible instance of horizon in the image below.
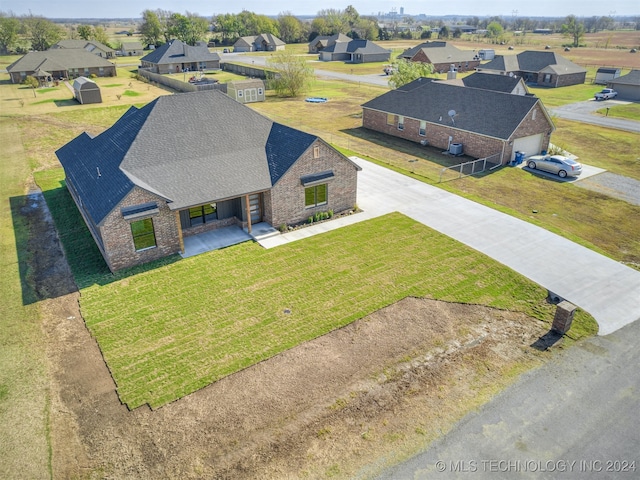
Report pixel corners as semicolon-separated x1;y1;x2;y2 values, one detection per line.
1;1;638;20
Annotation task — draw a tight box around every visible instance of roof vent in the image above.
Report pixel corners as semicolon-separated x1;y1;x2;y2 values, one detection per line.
96;167;101;177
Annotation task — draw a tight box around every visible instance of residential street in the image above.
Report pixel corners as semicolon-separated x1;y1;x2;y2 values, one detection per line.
373;318;640;479
550;99;640;133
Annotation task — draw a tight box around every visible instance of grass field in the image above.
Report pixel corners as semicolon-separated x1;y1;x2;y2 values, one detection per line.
34;168;596;409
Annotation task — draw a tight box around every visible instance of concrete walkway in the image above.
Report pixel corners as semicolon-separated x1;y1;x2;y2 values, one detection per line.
263;157;640;335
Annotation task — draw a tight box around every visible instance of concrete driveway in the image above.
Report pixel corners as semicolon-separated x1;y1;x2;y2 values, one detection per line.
263;157;640;335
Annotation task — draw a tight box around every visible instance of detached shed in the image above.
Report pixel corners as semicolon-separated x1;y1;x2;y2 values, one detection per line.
595;67;621;85
226;79;265;104
73;76;102;104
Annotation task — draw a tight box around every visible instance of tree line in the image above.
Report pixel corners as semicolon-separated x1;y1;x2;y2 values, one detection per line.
1;7;636;55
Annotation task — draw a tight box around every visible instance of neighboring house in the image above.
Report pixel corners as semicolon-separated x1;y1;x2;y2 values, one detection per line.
73;76;102;104
140;39;221;74
121;41;145;56
439;71;529;96
52;39;115;59
233;34;285;52
398;41;480;73
477;51;587;87
319;39;390;63
308;33;350;53
55;90;360;272
227;79;265;103
607;69;640;101
361;77;554;164
6;49;117;83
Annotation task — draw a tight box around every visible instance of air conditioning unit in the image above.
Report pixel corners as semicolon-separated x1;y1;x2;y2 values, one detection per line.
420;139;428;146
449;143;463;155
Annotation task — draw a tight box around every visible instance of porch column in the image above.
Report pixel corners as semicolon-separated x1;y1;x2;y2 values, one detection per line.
245;194;252;234
175;211;185;253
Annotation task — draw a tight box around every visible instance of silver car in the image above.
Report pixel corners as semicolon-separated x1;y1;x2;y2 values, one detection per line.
526;155;583;178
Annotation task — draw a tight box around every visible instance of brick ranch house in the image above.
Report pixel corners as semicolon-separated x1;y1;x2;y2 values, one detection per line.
56;90;360;272
361;77;555;164
140;39;221;74
397;41;481;73
6;49;116;83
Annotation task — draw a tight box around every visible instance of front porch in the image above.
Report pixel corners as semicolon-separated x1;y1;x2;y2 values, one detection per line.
180;222;279;258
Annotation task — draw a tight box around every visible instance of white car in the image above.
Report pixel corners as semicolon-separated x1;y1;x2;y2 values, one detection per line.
526;155;583;178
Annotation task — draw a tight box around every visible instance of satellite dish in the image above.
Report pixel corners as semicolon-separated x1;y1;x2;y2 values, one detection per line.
448;109;456;117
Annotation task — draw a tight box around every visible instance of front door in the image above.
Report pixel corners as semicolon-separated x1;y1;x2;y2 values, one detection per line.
249;194;261;223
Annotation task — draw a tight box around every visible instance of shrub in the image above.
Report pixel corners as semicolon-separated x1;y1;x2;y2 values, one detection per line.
308;216;314;224
328;210;334;218
279;223;288;233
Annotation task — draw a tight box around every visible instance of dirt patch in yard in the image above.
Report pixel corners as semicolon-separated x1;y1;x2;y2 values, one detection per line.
29;188;551;479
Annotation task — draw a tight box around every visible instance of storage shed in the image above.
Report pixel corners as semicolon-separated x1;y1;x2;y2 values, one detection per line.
595;67;621;85
73;76;102;104
226;79;265;104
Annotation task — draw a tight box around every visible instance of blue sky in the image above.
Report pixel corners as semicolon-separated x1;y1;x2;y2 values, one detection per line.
1;1;637;18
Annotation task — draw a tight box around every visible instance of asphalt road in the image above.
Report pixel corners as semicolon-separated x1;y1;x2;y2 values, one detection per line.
550;99;640;133
373;318;640;480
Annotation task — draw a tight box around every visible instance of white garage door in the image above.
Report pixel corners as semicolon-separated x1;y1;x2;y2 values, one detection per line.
512;134;543;161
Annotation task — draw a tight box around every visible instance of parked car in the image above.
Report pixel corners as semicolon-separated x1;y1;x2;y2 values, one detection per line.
594;88;617;100
526;155;583;178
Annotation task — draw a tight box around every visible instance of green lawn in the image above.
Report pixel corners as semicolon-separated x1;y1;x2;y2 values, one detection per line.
595;102;640;121
35;169;596;410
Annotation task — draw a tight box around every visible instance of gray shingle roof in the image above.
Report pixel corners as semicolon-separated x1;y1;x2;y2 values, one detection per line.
399;41;478;64
7;49;115;73
608;69;640;86
55;104;154;225
53;39;114;53
481;51;585;75
460;72;525;93
140;39;220;65
362;78;541;140
309;33;350;48
324;39;389;55
56;90;320;224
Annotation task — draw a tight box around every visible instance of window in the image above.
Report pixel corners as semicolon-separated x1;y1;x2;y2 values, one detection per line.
544;74;551;83
189;204;217;226
238;89;243;97
305;184;327;208
313;145;320;158
419;120;426;136
386;113;395;125
131;218;156;251
398;116;404;131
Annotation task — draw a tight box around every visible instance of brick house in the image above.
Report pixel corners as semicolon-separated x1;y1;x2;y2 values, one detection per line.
55;90;360;272
477;51;587;87
233;33;285;52
6;49;116;83
140;39;221;74
308;33;350;53
398;41;480;73
361;77;555;164
318;39;391;63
